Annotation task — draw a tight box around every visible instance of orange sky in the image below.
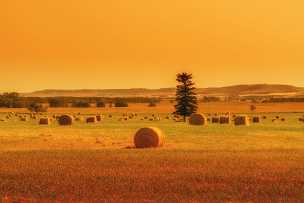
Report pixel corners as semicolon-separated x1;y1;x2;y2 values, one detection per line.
1;0;304;91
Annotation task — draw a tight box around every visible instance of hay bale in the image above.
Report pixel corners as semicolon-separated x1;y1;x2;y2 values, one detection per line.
234;115;250;126
20;117;28;122
189;114;207;125
262;116;267;119
281;118;285;122
86;116;97;123
219;116;230;124
96;115;102;122
252;116;260;123
134;127;164;148
58;115;73;126
212;117;219;123
39;118;50;125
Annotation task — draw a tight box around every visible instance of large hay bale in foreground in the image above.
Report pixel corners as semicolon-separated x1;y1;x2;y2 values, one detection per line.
189;114;207;125
252;116;260;123
134;127;164;148
86;116;97;123
219;116;230;124
39;118;50;125
234;116;250;126
58;115;73;126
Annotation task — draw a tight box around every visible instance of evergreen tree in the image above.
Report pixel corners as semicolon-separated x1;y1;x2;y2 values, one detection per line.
174;72;198;122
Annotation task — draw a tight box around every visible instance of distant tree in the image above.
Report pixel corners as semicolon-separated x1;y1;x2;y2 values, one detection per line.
148;101;157;107
72;100;90;108
114;99;128;107
27;102;48;112
0;92;25;108
49;98;67;107
109;101;113;108
250;104;256;112
174;72;198;122
201;96;221;103
148;98;159;107
96;100;106;108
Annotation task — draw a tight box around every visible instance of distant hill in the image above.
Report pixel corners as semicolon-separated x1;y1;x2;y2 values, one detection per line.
22;84;304;98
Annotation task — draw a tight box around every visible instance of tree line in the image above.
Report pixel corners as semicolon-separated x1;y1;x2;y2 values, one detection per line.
0;93;160;108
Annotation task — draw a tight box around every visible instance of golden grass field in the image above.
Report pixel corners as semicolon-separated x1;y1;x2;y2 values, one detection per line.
0;102;304;202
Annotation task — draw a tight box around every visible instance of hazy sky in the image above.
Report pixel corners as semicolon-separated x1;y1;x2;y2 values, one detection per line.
1;0;304;91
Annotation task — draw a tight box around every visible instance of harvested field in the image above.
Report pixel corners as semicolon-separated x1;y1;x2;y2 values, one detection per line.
0;107;304;202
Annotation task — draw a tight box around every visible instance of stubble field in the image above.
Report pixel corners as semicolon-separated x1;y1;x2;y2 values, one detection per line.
0;102;304;202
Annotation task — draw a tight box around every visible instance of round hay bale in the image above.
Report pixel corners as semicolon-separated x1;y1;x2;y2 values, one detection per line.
252;116;260;123
262;116;267;119
281;118;285;122
212;117;219;123
96;115;102;122
86;116;97;123
189;114;207;125
134;127;164;148
219;116;230;124
39;118;50;125
234;115;250;126
58;115;73;126
20;117;28;122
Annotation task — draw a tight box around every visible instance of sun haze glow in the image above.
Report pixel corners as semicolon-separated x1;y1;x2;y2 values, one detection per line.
1;0;304;91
